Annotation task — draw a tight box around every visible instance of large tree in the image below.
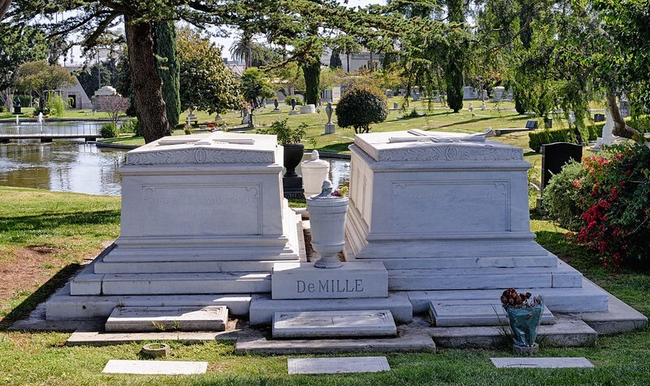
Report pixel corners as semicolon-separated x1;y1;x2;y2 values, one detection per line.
178;27;242;116
15;60;76;107
0;24;47;111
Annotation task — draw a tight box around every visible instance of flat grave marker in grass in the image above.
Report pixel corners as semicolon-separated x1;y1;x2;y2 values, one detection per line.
287;356;390;374
490;357;594;368
102;360;208;375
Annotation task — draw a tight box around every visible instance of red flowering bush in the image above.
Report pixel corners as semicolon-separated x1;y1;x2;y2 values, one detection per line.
544;143;650;270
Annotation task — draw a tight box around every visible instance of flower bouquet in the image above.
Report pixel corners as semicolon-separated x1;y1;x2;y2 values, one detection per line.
500;288;543;355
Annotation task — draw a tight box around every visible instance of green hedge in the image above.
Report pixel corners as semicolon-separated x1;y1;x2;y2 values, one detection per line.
528;128;573;152
528;122;606;152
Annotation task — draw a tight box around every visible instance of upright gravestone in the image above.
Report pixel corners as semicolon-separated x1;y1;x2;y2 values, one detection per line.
273;100;280;111
541;142;583;190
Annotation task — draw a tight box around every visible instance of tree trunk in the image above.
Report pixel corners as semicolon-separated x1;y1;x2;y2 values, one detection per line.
124;15;170;143
606;91;640;140
0;0;11;20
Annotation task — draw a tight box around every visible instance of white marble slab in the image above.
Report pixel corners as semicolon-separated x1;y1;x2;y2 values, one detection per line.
272;262;388;299
273;310;396;338
105;306;227;332
102;360;208;374
490;357;594;368
287;357;390;374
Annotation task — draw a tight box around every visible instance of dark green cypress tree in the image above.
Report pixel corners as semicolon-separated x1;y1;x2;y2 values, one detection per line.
303;61;321;105
154;21;181;129
445;0;464;113
329;49;342;69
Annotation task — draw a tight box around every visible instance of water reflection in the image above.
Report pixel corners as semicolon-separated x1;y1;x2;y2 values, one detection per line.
0;142;350;197
0;142;125;196
0;121;103;135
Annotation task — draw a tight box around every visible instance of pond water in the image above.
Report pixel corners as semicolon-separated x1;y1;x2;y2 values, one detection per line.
0;122;350;196
0;142;126;196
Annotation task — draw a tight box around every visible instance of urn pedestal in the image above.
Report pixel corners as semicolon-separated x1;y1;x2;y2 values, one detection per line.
306;195;349;268
282;143;304;198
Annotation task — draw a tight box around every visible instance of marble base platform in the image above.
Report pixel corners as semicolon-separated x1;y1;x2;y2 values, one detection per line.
272;310;396;338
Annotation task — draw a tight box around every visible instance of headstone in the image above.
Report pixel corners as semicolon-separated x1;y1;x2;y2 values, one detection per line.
463;86;475;100
393;102;399;109
68;131;302;296
594;113;605;122
412;92;421;101
103;360;208;375
273;310;396;338
300;104;316;114
525;120;539;129
481;101;486;110
273;100;280;111
385;89;394;98
541;142;583;190
619;99;631;118
324;102;335;134
490;357;594;369
493;86;505;102
287;357;390;375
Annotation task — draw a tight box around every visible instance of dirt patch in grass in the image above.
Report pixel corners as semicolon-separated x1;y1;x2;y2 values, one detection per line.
0;247;65;307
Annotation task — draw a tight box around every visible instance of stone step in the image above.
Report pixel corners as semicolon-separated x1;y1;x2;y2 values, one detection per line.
45;281;251;320
368;254;558;270
94;259;283;274
425;314;598;348
272;310;397;338
407;278;609;314
387;261;583;291
249;292;413;325
427;301;555;327
105;306;228;332
70;271;270;296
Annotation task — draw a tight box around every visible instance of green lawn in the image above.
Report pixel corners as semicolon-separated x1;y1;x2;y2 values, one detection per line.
0;186;648;385
1;100;648;385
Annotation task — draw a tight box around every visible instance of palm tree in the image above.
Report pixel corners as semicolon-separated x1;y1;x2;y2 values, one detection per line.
229;31;265;68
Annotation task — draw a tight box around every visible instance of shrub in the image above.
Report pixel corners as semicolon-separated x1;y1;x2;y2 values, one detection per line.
545;144;650;270
543;161;589;231
528;128;573;153
335;85;388;133
586;122;605;141
120;119;143;136
100;123;118;138
256;118;306;144
46;94;68;117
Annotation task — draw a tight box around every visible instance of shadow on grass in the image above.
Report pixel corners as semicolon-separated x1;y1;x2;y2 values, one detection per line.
0;263;82;331
436;116;496;128
0;210;120;243
317;142;353;153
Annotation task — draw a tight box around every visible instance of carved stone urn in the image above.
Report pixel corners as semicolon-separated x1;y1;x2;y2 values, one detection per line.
306;180;348;268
